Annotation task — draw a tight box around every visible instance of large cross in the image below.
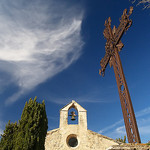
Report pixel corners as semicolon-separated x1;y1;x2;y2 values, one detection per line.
99;7;141;143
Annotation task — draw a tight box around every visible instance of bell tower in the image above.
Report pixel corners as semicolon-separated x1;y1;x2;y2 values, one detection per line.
59;100;87;130
58;100;87;148
45;100;119;150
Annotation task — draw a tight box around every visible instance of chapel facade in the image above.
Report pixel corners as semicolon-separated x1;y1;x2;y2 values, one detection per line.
45;100;119;150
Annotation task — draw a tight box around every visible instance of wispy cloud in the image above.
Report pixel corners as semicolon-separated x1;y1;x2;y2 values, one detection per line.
98;106;150;142
98;119;123;134
47;97;113;105
46;86;116;105
130;0;150;9
104;126;126;140
136;107;150;117
0;0;84;105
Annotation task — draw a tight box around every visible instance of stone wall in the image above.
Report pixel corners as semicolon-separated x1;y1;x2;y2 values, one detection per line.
45;101;120;150
45;127;119;150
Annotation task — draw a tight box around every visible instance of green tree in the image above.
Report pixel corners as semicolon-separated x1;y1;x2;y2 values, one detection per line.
0;121;18;150
0;97;48;150
15;97;48;150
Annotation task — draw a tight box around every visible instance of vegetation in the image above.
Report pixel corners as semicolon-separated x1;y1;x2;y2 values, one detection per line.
116;136;126;143
147;141;150;145
0;97;48;150
0;121;18;150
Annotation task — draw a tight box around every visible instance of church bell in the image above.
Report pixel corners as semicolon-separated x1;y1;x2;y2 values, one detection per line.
69;111;76;121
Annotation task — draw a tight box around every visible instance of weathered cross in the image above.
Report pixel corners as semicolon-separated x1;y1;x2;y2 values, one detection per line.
99;7;141;143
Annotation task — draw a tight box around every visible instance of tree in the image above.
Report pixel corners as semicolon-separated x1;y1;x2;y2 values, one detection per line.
0;121;18;150
130;0;150;9
15;97;48;150
0;97;48;150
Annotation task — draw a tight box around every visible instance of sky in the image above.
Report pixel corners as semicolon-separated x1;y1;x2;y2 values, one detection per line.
0;0;150;143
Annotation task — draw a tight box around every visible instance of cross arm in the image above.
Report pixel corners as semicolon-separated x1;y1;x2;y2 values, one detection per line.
114;7;133;45
100;7;133;77
99;52;111;76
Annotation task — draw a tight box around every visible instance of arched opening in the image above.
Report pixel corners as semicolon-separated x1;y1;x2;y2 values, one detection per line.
68;105;78;124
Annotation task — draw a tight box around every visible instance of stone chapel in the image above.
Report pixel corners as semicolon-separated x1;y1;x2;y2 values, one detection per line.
45;100;119;150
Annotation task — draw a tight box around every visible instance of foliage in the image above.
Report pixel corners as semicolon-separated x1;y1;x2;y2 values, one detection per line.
15;97;48;150
116;136;126;143
0;97;48;150
147;141;150;145
0;121;18;150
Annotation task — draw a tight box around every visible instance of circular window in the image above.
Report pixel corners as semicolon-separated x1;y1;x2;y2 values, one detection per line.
67;134;78;148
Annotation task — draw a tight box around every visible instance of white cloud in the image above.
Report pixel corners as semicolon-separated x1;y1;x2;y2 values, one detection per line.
98;119;123;134
136;107;150;117
105;124;150;142
130;0;150;9
105;126;126;140
115;126;126;134
98;106;150;142
0;0;84;104
99;106;150;134
47;97;112;105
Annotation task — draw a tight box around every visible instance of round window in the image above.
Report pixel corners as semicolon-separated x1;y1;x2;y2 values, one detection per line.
67;134;78;148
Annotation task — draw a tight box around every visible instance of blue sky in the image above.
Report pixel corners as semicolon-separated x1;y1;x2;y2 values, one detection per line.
0;0;150;143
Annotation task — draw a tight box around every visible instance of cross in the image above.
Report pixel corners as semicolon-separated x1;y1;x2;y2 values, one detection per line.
99;7;141;143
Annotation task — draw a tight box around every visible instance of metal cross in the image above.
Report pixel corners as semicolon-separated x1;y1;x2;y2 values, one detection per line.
99;7;141;143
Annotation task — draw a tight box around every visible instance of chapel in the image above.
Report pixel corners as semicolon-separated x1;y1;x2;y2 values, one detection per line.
45;100;119;150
